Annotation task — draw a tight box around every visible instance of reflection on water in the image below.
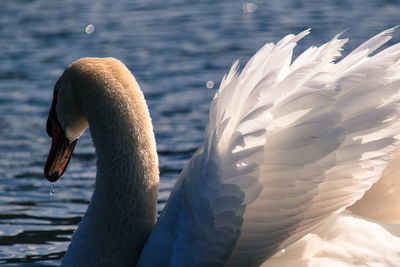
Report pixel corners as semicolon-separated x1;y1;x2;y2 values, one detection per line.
1;0;399;265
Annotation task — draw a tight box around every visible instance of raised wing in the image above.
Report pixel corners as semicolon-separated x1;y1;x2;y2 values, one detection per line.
137;28;400;266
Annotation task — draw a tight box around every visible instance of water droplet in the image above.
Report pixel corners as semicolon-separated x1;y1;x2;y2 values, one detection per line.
49;182;55;196
242;2;257;14
85;24;95;34
206;80;214;89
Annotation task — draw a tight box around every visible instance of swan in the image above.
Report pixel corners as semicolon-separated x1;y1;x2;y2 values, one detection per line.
44;28;400;266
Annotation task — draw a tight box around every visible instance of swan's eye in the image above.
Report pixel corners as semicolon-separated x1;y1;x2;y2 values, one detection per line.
46;106;58;137
46;117;53;137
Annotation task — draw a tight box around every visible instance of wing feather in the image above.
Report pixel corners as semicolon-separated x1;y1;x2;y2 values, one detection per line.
137;29;400;266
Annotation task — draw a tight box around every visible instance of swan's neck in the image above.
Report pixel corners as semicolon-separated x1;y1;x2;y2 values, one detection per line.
62;62;159;266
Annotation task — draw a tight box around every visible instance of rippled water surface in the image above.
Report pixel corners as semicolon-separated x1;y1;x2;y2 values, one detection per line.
1;0;399;265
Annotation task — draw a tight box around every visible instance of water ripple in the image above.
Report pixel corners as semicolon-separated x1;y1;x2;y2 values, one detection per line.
1;0;399;265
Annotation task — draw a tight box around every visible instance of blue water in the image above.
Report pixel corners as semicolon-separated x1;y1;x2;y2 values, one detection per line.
0;0;399;265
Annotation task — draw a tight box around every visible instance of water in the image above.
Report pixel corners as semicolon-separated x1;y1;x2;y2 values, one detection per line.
0;0;399;265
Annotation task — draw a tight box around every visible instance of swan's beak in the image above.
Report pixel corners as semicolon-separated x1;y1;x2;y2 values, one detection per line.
44;114;77;183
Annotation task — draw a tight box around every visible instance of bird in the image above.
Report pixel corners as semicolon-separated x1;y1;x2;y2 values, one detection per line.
44;28;400;266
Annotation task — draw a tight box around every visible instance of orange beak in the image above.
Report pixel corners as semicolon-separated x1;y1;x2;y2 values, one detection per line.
44;116;77;182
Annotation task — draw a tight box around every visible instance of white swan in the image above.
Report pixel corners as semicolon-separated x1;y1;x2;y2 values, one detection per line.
44;28;400;267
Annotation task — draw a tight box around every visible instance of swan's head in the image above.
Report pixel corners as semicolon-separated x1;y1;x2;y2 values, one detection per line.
44;63;89;182
44;57;147;183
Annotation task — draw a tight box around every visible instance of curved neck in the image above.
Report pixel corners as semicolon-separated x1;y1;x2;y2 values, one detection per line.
62;61;159;266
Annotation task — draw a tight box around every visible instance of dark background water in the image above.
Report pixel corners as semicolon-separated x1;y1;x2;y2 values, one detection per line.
0;0;399;265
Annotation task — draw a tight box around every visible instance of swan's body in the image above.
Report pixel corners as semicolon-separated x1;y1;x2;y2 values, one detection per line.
45;29;400;266
263;211;400;267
